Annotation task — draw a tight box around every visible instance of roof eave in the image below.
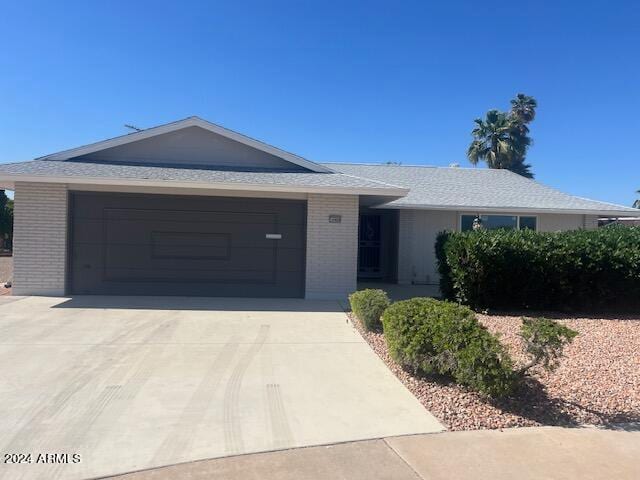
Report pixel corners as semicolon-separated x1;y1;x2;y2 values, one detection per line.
0;173;408;197
371;202;639;217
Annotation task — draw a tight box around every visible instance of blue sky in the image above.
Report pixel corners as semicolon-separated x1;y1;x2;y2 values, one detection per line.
1;1;638;205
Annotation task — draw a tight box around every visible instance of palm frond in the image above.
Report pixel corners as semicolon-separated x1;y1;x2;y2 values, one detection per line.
510;93;538;123
508;160;535;178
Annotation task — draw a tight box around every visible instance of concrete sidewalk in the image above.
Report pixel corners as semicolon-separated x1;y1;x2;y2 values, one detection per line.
109;426;640;480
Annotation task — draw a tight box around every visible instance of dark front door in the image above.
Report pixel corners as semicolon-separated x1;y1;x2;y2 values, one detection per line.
68;192;306;297
358;214;382;278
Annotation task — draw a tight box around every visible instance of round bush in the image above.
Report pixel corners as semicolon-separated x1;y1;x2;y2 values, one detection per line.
382;298;515;397
349;289;390;331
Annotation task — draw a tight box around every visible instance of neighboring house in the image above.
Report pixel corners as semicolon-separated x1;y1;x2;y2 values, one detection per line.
599;217;640;227
0;117;636;299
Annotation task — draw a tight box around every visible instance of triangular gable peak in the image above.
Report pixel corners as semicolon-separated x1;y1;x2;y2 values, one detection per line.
38;117;333;173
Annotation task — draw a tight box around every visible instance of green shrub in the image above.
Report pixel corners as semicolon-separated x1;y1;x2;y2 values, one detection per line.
382;298;516;397
349;289;390;331
519;318;578;374
435;226;640;311
435;231;455;299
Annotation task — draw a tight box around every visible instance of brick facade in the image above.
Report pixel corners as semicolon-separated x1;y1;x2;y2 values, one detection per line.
13;182;68;296
305;194;359;299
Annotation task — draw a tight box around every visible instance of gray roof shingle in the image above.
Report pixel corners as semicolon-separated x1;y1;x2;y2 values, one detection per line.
327;163;637;214
0;160;405;193
0;159;635;215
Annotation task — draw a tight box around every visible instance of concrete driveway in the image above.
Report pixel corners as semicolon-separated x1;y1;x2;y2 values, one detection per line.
0;296;442;480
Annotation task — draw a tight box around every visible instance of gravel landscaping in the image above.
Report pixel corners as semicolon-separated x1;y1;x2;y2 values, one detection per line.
350;312;640;431
0;255;12;283
0;256;12;295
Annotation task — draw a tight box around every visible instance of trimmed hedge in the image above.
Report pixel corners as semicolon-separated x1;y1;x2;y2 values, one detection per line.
349;289;390;331
382;298;515;397
436;226;640;311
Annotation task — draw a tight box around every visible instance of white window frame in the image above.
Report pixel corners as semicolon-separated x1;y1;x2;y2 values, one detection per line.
458;213;539;232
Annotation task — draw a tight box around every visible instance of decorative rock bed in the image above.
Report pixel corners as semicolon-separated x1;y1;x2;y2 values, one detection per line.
350;312;640;431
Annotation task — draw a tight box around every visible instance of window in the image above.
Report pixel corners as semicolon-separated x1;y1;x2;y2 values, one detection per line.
460;215;476;232
519;216;537;230
461;215;537;232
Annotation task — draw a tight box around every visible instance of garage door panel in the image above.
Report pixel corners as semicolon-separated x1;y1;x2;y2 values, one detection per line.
72;219;104;244
74;219;303;249
151;231;231;258
74;192;305;218
102;222;285;249
103;245;278;272
74;244;304;274
104;267;277;283
71;257;304;296
80;272;304;296
274;248;306;271
272;224;306;246
105;209;279;226
69;192;306;297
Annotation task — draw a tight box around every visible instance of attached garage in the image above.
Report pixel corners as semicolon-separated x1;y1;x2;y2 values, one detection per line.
2;117;408;298
68;192;307;297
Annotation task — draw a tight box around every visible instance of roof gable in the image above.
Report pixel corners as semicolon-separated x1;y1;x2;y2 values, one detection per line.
39;117;333;173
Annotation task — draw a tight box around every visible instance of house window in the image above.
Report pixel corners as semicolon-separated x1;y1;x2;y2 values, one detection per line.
519;216;537;230
460;215;537;232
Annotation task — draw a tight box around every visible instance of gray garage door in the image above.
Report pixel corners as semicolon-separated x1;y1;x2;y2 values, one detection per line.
69;192;306;297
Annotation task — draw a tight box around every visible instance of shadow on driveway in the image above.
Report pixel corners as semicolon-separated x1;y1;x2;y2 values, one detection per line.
51;295;347;312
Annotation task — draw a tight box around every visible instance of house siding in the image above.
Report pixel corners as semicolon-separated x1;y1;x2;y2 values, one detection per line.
537;213;582;231
397;210;457;285
12;182;68;296
584;214;599;229
397;210;599;287
73;126;306;171
305;194;358;299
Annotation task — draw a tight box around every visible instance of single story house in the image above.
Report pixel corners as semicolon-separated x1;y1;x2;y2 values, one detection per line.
0;116;636;299
599;217;640;227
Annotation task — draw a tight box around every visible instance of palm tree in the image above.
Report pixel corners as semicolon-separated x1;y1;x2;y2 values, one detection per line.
510;94;537;124
634;190;640;209
467;110;533;177
507;159;534;178
467;94;537;178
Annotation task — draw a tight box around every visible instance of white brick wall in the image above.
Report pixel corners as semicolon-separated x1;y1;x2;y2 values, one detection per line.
305;194;358;299
13;182;68;296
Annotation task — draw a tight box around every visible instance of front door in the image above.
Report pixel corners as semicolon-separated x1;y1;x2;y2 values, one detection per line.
358;214;382;278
